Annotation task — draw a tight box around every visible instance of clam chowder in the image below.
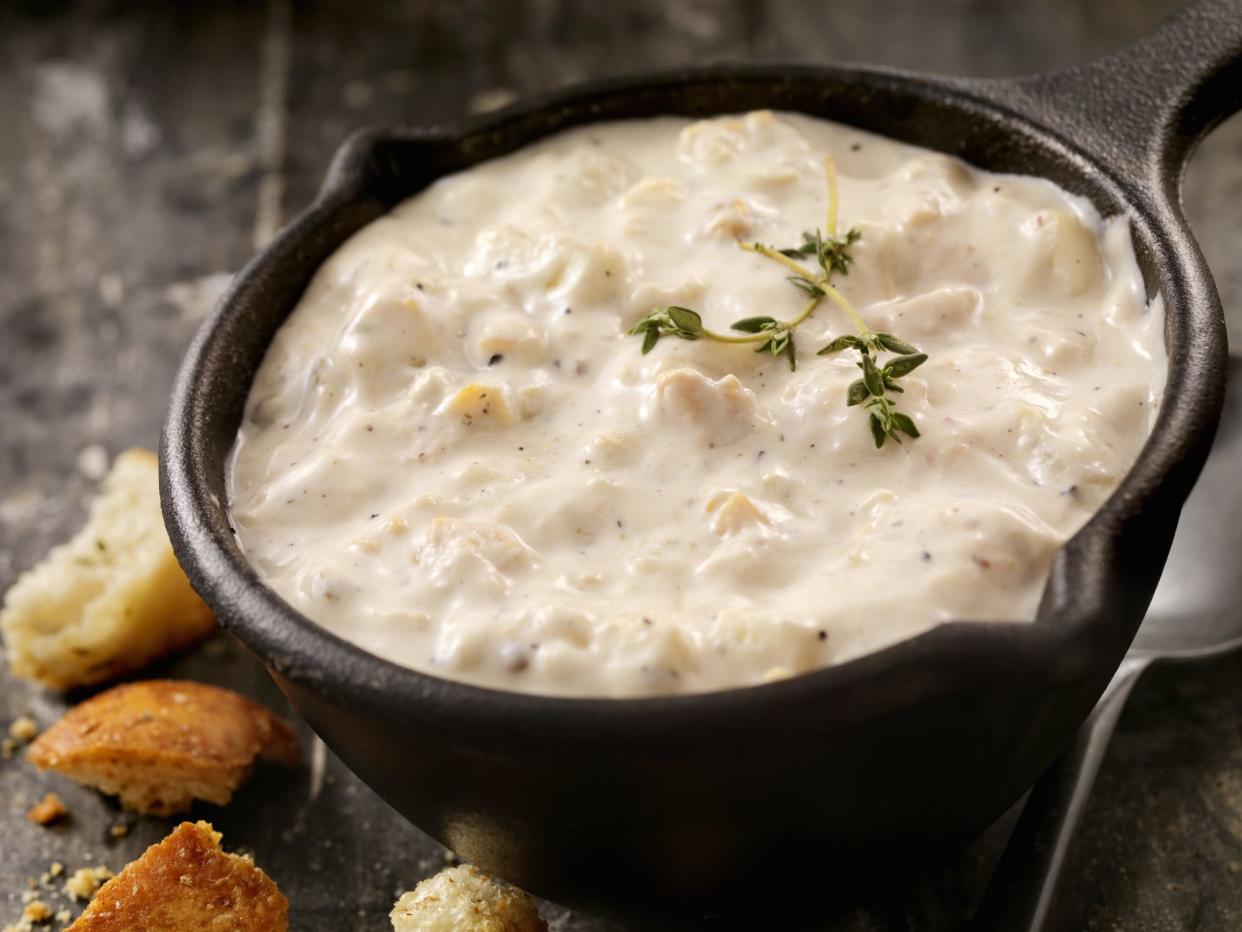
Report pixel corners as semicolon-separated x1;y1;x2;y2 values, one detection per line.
227;111;1164;697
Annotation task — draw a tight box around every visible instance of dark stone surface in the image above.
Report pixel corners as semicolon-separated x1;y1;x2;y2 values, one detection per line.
1;1;1240;928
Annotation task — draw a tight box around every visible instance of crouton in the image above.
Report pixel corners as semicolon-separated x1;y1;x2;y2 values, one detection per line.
0;449;216;690
66;821;287;932
27;680;300;816
390;864;545;932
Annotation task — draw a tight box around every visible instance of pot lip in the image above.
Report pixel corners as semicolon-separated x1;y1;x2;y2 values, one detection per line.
160;61;1226;736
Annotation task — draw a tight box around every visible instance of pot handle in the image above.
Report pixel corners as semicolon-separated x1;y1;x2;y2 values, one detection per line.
969;657;1150;932
981;0;1242;195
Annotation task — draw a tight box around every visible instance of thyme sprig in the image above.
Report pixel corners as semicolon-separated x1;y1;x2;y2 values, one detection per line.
627;157;926;447
817;331;925;447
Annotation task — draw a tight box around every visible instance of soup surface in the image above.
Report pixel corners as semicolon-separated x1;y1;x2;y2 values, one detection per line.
228;111;1164;697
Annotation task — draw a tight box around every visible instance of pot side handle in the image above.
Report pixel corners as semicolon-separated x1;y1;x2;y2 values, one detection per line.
982;0;1242;198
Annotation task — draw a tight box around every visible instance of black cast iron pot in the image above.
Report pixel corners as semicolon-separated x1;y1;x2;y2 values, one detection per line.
162;0;1242;920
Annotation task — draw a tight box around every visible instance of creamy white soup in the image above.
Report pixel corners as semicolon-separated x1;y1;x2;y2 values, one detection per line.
227;111;1164;697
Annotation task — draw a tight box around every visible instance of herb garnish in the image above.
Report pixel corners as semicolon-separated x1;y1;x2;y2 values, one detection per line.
627;158;925;448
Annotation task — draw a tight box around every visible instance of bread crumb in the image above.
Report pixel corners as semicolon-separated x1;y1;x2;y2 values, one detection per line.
26;793;68;826
76;444;110;481
64;867;112;902
390;865;545;932
9;716;39;742
27;679;300;815
1;738;18;759
107;823;129;839
67;821;287;931
49;863;64;879
20;903;51;924
0;449;217;691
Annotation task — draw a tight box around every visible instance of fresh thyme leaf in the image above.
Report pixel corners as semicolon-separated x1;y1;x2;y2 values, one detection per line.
628;305;704;352
847;378;868;406
751;324;796;371
869;412;887;449
666;305;703;335
891;412;920;438
818;334;862;355
875;332;919;354
788;276;826;297
861;353;885;397
732;315;779;333
884;353;927;378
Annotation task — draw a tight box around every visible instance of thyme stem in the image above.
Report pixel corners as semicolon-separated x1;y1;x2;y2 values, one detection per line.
818;281;868;335
825;156;839;237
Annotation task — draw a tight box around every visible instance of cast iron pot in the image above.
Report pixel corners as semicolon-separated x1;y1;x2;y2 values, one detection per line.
162;0;1241;920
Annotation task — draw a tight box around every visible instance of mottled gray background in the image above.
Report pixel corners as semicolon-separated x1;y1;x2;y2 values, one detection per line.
1;0;1240;929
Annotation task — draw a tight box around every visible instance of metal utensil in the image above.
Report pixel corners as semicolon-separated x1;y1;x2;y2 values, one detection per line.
975;353;1242;931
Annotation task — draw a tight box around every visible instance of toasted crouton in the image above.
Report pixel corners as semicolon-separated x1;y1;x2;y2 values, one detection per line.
27;680;300;816
390;865;546;932
67;821;287;932
0;449;216;690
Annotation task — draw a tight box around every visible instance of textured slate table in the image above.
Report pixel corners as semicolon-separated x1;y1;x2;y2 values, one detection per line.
2;1;1241;928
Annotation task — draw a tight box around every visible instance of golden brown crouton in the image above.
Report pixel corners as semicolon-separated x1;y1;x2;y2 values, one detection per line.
26;793;68;826
0;449;217;690
390;864;545;932
27;680;300;816
66;821;287;932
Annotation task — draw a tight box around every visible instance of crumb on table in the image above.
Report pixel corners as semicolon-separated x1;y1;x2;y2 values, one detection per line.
64;866;112;902
8;717;39;743
25;794;68;827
